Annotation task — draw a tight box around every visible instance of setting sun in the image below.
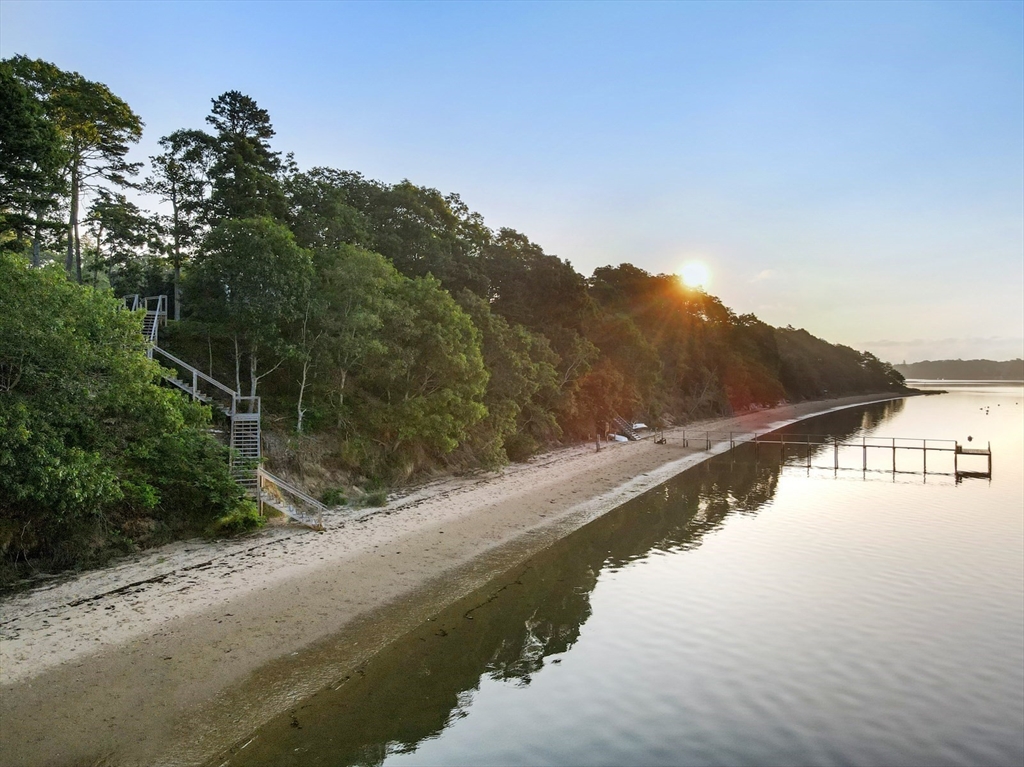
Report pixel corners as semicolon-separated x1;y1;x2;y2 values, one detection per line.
679;261;710;290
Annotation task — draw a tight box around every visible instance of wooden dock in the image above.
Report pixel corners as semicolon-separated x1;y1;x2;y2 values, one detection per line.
678;430;992;481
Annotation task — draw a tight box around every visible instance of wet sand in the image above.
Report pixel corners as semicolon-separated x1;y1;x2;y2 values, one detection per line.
0;394;905;766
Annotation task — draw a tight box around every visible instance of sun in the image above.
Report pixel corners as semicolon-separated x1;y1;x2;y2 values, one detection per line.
679;261;710;290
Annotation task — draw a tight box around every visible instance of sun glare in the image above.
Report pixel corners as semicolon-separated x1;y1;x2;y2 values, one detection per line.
680;261;710;290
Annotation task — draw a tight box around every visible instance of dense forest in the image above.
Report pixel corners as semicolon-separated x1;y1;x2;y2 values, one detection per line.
895;359;1024;381
0;56;906;581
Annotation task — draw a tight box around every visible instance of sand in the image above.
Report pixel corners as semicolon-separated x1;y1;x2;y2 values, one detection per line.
0;394;905;766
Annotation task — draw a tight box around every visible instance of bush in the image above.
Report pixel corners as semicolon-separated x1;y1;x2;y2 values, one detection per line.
320;487;347;506
0;254;248;583
210;501;264;536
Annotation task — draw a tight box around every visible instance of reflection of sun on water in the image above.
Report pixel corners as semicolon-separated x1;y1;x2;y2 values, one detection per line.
680;261;710;290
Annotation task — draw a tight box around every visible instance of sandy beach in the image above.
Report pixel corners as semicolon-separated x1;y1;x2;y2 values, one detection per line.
0;393;906;766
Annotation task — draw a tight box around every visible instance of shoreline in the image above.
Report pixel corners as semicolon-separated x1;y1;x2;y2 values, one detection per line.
0;392;909;767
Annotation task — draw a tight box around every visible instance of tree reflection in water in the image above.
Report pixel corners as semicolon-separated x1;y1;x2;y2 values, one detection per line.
220;400;903;767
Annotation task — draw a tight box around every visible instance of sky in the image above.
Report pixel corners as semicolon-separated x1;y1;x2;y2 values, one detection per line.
2;0;1022;363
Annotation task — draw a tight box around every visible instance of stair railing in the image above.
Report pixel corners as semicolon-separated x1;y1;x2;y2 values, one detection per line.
150;346;239;415
143;295;167;318
257;468;326;531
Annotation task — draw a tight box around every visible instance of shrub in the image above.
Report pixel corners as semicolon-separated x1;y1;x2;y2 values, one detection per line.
210;501;264;536
320;487;347;507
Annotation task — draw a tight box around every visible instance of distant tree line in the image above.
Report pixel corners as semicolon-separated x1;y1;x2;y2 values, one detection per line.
895;359;1024;381
0;57;907;579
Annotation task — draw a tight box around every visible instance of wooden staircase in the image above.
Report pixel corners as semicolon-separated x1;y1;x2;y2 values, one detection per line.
256;469;327;530
122;295;327;528
613;415;641;441
125;294;165;348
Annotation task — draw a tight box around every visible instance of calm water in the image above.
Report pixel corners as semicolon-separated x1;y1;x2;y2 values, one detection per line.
224;385;1024;767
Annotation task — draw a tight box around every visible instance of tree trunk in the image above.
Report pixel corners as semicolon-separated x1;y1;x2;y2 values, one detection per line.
249;348;259;403
65;168;77;280
334;369;349;428
74;220;82;284
173;263;181;321
172;196;182;320
296;357;310;433
31;208;42;268
233;335;242;396
248;342;264;414
93;221;105;287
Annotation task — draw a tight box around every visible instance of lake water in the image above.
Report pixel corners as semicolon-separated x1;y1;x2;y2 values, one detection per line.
222;385;1024;767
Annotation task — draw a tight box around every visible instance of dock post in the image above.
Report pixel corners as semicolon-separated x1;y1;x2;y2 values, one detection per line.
834;438;839;472
863;437;867;472
706;431;711;450
892;438;896;473
807;435;811;468
923;440;927;474
988;442;992;475
954;444;958;476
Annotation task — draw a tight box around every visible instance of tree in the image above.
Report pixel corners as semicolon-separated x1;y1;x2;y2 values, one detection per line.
205;91;286;223
0;59;64;261
349;178;491;294
185;217;312;401
6;56;143;283
145;129;216;318
305;245;399;430
286;167;371;252
455;291;561;465
84;190;157;290
0;253;245;581
353;273;488;476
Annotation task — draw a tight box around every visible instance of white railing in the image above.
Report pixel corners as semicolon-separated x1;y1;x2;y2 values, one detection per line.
256;468;326;530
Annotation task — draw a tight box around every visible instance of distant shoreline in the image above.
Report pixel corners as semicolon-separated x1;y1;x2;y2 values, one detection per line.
905;378;1024;385
895;358;1024;381
0;391;914;767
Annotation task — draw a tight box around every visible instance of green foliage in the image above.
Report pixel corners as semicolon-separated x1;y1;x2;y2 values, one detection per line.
0;254;246;582
145;128;217;319
186;216;312;396
210;500;264;536
361;490;388;508
319;488;347;507
352;273;488;475
206;91;287;223
6;55;143;282
0;60;64;252
454;291;561;466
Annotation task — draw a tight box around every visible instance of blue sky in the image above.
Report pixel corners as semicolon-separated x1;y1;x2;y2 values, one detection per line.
3;0;1022;362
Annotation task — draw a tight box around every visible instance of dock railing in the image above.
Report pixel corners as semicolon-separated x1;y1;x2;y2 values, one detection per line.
678;430;991;479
